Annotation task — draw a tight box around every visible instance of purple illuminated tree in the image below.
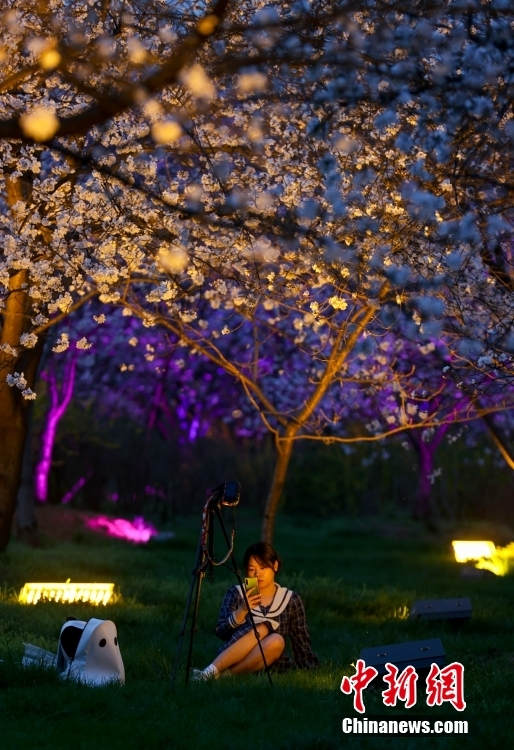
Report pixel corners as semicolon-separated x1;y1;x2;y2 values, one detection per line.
31;296;513;537
35;348;78;503
25;307;250;512
326;334;514;520
89;291;512;540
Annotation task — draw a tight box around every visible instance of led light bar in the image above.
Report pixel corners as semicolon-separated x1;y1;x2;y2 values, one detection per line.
18;580;115;606
451;540;496;563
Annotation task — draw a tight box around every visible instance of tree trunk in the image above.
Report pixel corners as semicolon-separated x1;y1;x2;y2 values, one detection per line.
414;441;434;520
15;331;53;541
481;414;514;470
0;344;43;550
408;421;450;524
0;172;50;548
260;304;381;543
14;403;39;543
0;384;26;550
261;434;295;544
0;282;43;549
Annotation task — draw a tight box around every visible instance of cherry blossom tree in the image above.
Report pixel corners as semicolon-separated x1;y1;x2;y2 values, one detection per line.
17;307;251;521
23;293;512;544
334;334;513;520
46;298;514;541
1;0;513;547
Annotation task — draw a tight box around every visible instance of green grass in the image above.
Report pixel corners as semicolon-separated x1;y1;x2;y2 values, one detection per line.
1;511;513;749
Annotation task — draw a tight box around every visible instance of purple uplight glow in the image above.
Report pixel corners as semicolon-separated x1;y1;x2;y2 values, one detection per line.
86;515;158;543
61;474;89;504
35;354;77;502
35;410;61;502
188;416;200;442
144;485;165;499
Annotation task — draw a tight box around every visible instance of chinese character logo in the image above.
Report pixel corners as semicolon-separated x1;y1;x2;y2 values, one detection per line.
340;659;378;714
382;663;418;709
426;662;466;711
341;660;465;713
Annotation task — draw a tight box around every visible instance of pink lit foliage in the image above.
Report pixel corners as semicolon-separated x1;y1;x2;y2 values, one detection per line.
86;515;157;543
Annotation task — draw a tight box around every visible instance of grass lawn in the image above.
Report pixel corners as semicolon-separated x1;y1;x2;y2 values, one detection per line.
0;508;512;749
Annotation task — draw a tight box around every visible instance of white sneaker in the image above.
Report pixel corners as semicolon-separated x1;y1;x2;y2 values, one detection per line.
191;666;218;682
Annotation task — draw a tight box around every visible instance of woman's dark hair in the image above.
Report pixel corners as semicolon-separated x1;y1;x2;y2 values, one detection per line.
243;542;281;573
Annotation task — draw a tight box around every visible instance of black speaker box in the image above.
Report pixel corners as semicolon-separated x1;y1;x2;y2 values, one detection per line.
410;597;471;622
359;638;446;676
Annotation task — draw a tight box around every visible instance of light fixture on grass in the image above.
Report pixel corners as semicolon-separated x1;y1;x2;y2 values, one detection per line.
19;579;115;605
451;540;496;563
452;540;514;576
410;597;471;622
359;638;446;675
474;542;514;577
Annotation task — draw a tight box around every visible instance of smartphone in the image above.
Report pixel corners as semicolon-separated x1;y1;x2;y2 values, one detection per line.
244;577;259;597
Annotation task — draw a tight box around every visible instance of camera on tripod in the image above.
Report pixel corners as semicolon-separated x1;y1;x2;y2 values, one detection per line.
207;480;240;508
172;479;273;687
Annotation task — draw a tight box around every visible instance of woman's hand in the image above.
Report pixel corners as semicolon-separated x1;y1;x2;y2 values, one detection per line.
244;590;261;610
234;591;261;624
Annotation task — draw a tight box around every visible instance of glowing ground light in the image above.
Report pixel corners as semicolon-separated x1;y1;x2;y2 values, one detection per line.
452;540;514;577
85;515;157;543
452;540;496;563
475;542;514;577
19;580;115;605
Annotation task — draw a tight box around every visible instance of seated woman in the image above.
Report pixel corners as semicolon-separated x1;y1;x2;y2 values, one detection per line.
192;542;318;680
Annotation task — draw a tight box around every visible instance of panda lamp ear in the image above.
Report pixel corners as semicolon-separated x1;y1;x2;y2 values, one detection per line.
58;618;125;686
56;619;87;674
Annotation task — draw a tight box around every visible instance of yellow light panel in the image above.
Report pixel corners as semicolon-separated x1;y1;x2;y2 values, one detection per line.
475;542;514;577
18;580;115;606
451;540;496;563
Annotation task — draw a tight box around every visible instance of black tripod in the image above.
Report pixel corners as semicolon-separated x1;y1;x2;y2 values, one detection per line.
171;481;273;687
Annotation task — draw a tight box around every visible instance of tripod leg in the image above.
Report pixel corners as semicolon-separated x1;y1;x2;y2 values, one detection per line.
184;568;205;684
170;537;205;688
